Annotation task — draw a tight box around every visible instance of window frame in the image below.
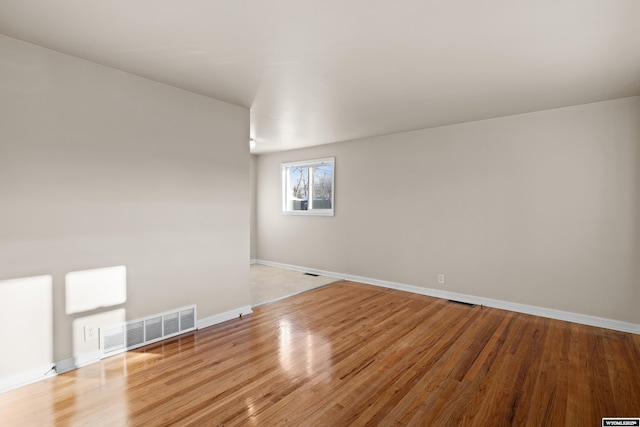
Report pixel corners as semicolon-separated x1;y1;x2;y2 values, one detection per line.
281;157;335;216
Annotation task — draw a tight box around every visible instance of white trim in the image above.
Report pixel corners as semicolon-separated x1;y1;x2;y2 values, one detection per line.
0;364;57;394
281;157;335;169
281;210;334;217
197;305;253;329
0;350;105;394
256;260;343;279
55;351;102;374
250;259;258;265
255;260;640;335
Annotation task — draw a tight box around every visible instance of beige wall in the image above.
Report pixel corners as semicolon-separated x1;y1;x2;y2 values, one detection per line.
256;97;640;324
0;35;252;366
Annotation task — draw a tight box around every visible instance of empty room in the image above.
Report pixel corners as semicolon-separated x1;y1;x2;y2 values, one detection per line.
1;1;639;426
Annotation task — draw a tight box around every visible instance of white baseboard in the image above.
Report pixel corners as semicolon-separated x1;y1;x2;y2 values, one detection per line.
0;364;56;394
256;260;343;279
197;305;253;329
1;350;103;394
255;260;640;335
55;351;102;374
250;259;258;265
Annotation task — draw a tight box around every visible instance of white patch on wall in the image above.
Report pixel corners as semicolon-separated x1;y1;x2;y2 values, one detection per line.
0;275;53;380
65;265;127;314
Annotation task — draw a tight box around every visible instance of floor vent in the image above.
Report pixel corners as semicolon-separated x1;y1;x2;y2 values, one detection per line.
448;299;476;307
101;305;197;358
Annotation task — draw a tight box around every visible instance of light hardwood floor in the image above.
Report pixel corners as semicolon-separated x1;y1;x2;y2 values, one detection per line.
1;281;639;426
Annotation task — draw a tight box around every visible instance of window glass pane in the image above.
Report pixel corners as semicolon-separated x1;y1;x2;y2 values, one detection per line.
282;157;334;216
312;165;332;209
288;167;309;210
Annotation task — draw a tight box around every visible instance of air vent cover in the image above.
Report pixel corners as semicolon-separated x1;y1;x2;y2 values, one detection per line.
145;317;162;341
164;313;179;336
180;308;195;330
102;325;125;356
100;305;197;358
126;321;144;348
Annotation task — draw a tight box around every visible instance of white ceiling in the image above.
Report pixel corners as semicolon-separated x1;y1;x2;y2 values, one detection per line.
1;1;639;153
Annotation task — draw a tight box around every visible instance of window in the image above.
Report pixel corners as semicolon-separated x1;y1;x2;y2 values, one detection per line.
282;157;334;216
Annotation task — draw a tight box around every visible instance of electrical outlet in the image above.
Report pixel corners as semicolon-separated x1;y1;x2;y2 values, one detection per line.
84;324;98;342
438;274;445;284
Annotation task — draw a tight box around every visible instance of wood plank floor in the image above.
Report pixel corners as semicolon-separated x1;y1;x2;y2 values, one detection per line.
1;281;639;426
